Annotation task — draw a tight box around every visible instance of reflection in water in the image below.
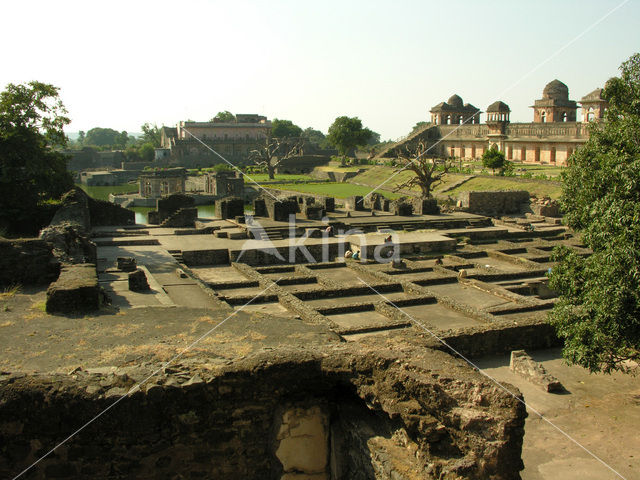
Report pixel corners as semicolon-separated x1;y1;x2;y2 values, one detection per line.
131;205;216;224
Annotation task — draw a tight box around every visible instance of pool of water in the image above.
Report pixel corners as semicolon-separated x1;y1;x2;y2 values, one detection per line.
131;205;217;224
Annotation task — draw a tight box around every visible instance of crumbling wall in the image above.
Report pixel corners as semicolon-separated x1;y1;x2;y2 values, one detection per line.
0;343;525;480
0;239;60;287
458;191;530;216
87;197;135;226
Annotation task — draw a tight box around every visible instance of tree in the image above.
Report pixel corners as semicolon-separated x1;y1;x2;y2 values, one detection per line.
482;145;505;174
271;118;302;139
366;130;381;146
327;116;373;156
0;81;73;234
301;127;329;149
77;130;85;145
84;127;126;148
547;53;640;374
139;142;155;162
393;141;450;198
211;111;235;123
411;121;428;135
141;122;162;147
249;137;302;180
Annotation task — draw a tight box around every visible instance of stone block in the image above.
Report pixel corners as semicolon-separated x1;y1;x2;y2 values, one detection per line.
276;405;329;476
265;197;298;222
509;350;563;392
344;196;365;211
117;257;137;272
128;269;150;291
412;197;439;215
253;198;267;217
46;264;100;314
303;204;325;220
458;191;529;216
215;197;244;219
390;198;413;216
160;207;197;227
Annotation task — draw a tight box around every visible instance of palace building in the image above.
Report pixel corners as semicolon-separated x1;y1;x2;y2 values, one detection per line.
383;80;608;166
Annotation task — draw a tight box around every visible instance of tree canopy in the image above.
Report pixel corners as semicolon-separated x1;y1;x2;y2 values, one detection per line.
141;122;162;147
482;145;506;174
211;111;235;123
547;53;640;374
327;116;374;156
271;118;302;139
394;141;450;198
83;127;128;148
0;81;73;234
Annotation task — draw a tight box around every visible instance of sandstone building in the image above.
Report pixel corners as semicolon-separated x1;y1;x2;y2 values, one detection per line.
138;167;186;198
160;114;272;164
384;80;608;166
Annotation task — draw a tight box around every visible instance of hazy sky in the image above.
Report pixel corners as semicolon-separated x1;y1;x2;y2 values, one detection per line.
2;0;638;140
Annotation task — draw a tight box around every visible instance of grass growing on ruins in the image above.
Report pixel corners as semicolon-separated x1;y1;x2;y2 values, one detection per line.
77;183;139;201
265;182;402;199
445;176;563;199
247;174;313;182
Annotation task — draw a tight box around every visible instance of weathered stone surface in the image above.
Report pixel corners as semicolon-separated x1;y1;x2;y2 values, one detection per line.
45;264;100;314
458;191;530;216
0;238;60;287
148;194;195;225
390;198;413;216
0;340;526;480
128;269;149;291
265;197;298;222
276;405;329;477
160;207;197;227
412;197;439;215
117;257;137;272
215;197;244;219
510;349;564;392
87;197;134;226
344;195;365;211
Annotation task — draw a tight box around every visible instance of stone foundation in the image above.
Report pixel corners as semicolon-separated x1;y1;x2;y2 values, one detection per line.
45;264;101;314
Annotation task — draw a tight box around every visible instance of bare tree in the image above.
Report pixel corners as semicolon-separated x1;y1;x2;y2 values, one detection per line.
249;137;303;180
394;141;451;198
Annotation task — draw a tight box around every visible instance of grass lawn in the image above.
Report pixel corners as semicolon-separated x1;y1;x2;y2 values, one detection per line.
77;183;139;201
244;173;314;182
444;176;563;199
265;182;402;199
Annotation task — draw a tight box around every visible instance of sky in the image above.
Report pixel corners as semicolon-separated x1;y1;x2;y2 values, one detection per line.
2;0;639;140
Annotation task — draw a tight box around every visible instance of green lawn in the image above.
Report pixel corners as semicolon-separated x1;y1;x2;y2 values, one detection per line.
265;182;402;199
77;183;138;201
444;176;563;199
246;173;313;182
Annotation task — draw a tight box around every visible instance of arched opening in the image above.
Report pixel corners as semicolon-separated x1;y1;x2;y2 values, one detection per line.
561;112;567;122
521;146;526;161
445;115;451;125
550;146;556;164
458;115;463;124
587;107;595;122
541;111;546;123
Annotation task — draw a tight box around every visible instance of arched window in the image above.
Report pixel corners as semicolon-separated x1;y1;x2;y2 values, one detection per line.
541;111;546;123
561;112;567;122
587;107;595;122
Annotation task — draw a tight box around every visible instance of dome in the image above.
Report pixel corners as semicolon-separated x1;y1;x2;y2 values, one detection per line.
542;80;569;101
486;100;510;112
447;94;463;108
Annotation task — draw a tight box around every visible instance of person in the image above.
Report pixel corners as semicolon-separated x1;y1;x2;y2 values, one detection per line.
344;250;353;259
385;235;392;243
352;250;360;260
325;225;334;237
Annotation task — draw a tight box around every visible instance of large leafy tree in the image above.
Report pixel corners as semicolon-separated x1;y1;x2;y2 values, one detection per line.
211;110;235;123
548;53;640;374
0;81;73;234
84;127;128;148
327;116;373;156
271;118;302;139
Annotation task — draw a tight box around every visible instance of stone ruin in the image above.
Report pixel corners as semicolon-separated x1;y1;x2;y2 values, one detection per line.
215;197;244;220
148;194;197;227
389;197;413;216
457;190;530;216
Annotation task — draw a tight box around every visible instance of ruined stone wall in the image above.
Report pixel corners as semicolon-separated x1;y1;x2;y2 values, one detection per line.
87;197;135;226
458;191;530;216
0;239;60;287
0;344;526;480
